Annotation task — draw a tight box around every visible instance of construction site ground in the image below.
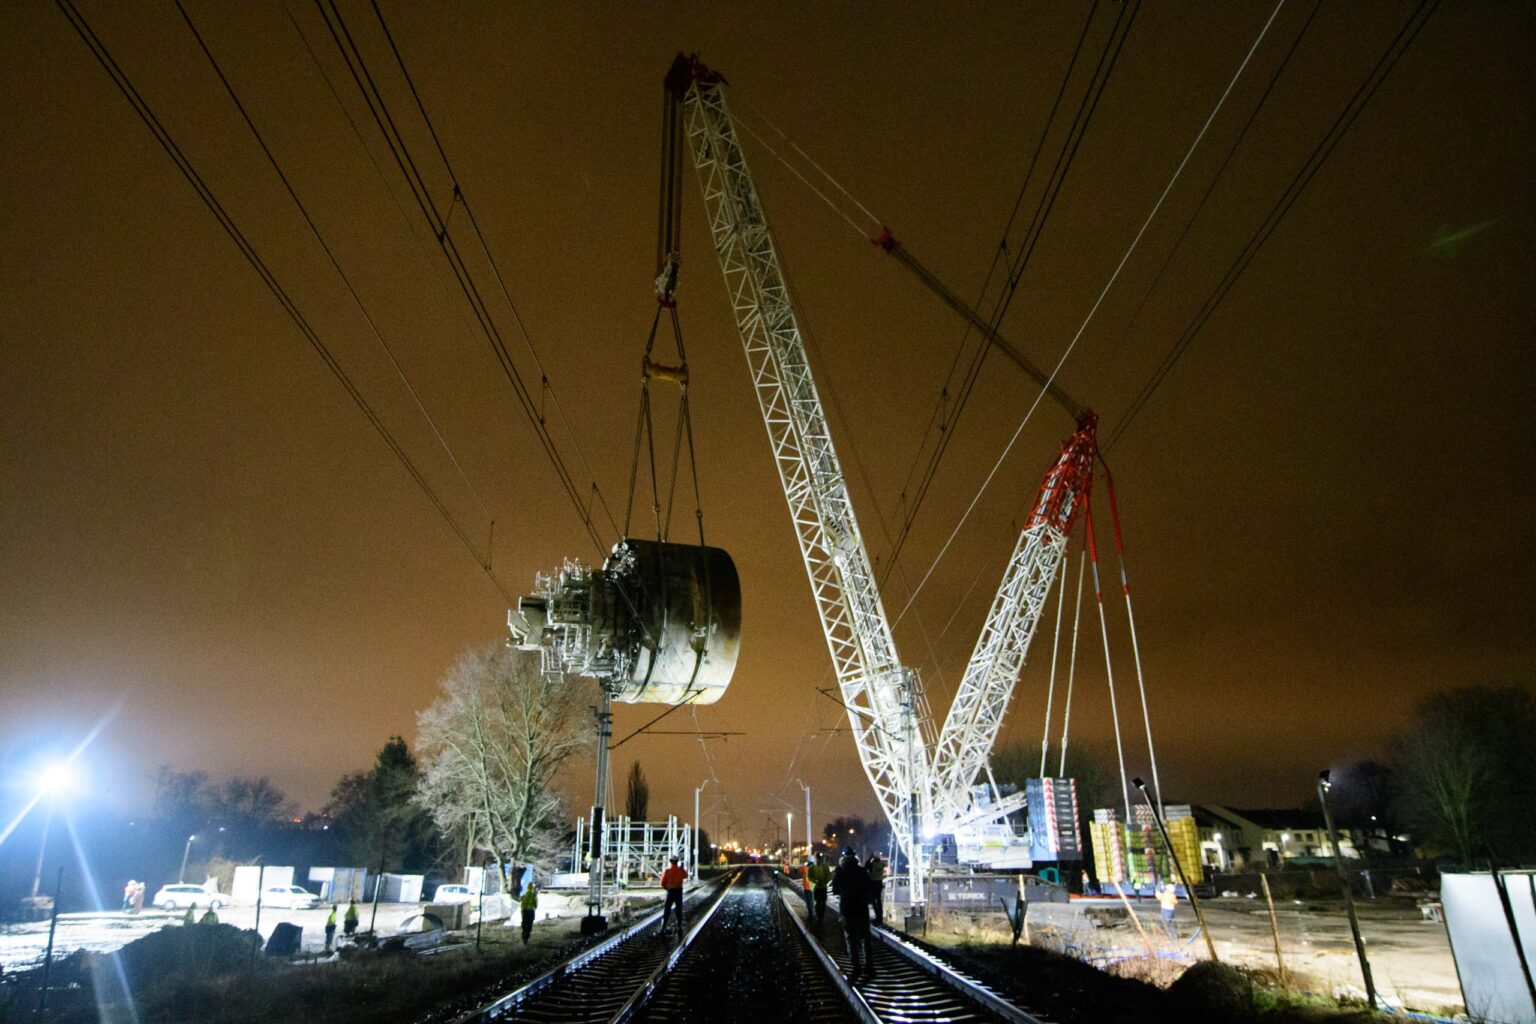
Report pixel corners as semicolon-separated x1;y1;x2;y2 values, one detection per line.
922;895;1462;1019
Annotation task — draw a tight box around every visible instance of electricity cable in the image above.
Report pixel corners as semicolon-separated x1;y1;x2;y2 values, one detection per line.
366;0;621;543
315;0;607;556
892;0;1286;629
53;0;516;605
1107;0;1441;449
174;0;496;550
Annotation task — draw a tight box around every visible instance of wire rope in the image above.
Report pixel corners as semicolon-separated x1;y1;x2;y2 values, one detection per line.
1058;549;1087;776
52;0;516;605
1085;498;1132;823
1039;552;1070;777
1107;0;1441;449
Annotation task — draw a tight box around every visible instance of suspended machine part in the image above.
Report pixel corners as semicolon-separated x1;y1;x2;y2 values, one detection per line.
507;538;741;706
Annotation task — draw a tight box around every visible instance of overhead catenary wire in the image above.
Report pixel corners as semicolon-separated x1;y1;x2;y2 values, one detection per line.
892;0;1288;630
52;0;517;605
174;0;497;556
315;0;609;556
364;1;622;544
1107;0;1442;449
1110;0;1324;360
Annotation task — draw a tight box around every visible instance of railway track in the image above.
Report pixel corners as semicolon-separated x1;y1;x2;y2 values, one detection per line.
449;867;1049;1024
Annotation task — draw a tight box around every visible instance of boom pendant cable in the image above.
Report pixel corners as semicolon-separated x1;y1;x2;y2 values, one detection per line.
1039;551;1070;777
1058;549;1087;777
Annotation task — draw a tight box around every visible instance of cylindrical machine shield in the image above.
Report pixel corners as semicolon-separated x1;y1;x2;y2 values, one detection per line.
607;538;740;704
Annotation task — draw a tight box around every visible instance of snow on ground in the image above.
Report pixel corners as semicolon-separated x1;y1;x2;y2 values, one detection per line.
2;904;448;971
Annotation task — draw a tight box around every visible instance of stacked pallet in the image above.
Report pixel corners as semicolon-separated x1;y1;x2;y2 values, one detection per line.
1089;809;1127;884
1164;805;1204;883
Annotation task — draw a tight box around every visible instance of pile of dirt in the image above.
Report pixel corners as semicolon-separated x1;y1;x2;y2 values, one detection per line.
112;923;265;987
1170;960;1255;1021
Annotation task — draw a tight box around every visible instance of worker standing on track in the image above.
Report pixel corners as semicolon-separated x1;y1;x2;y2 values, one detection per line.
660;856;689;935
832;847;877;982
807;851;833;927
324;905;338;951
864;852;886;925
800;859;813;912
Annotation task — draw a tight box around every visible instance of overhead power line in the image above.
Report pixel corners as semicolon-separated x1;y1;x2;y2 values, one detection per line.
314;0;611;556
54;0;517;604
173;0;497;552
1107;0;1442;449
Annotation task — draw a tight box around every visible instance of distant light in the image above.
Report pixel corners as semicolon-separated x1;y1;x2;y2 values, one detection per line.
1213;833;1222;842
1281;833;1291;842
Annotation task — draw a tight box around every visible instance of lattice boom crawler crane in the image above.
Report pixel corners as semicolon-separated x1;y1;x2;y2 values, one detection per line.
672;53;1103;902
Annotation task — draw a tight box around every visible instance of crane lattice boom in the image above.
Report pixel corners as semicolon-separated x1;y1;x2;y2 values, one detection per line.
679;62;932;888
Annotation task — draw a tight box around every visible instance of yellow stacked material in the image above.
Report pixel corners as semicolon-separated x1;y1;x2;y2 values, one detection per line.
1089;818;1126;884
1165;815;1204;883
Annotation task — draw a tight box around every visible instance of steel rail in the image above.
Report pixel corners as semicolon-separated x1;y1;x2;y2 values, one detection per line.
780;889;881;1024
608;872;739;1023
774;875;1050;1024
452;875;730;1023
870;924;1051;1024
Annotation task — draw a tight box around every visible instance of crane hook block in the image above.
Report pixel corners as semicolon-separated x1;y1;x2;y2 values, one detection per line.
508;539;740;705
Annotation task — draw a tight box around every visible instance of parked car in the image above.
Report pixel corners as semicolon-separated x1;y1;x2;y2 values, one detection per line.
432;884;477;905
261;884;322;909
152;883;228;910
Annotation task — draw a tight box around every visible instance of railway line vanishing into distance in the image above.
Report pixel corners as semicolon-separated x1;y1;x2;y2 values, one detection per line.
442;867;1049;1024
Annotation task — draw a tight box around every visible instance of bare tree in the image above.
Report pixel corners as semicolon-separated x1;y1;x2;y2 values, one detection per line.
624;762;650;821
417;644;587;890
1389;686;1536;865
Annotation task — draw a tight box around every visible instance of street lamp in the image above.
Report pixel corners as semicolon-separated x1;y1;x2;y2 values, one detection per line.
1319;770;1377;1010
786;812;793;860
180;835;197;883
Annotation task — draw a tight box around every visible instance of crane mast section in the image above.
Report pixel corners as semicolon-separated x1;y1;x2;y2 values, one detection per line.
679;68;929;844
931;417;1098;824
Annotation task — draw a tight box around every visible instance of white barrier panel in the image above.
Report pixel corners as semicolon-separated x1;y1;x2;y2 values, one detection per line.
1442;871;1536;1024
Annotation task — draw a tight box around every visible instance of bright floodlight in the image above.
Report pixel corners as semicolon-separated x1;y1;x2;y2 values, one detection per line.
36;760;76;798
